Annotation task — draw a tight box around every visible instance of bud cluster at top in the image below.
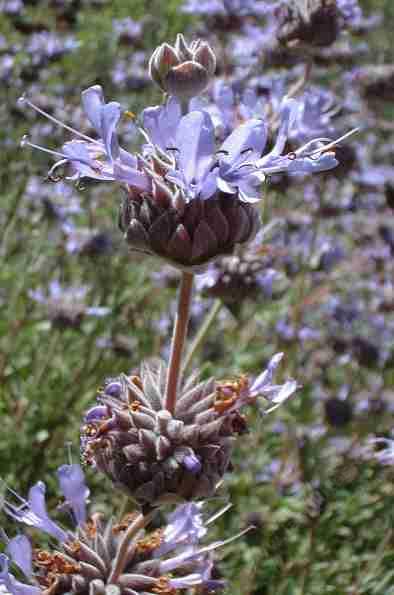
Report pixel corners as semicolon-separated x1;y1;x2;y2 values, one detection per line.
149;34;216;100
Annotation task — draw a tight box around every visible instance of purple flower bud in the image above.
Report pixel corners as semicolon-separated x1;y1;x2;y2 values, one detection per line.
182;454;202;474
104;381;122;397
84;405;109;422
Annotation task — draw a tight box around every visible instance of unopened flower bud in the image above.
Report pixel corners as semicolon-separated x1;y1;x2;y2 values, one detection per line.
149;34;216;99
193;42;217;76
149;43;180;88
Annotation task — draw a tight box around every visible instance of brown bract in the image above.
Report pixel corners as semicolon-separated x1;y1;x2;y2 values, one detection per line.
119;193;260;272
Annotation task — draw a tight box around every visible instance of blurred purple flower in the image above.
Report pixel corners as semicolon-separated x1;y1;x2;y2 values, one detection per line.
56;464;90;525
182;0;273;17
5;535;33;577
0;554;40;595
28;280;110;327
368;437;394;466
112;17;143;41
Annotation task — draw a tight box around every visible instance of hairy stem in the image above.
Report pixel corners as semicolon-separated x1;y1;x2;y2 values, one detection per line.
182;298;222;373
164;272;194;414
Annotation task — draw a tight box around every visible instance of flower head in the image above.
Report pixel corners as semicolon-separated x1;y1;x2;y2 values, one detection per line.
1;467;233;595
20;74;354;271
80;355;296;506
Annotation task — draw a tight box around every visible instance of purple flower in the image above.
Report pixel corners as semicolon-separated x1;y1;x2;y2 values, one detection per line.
142;96;182;153
4;481;68;542
214;352;297;416
56;464;90;525
248;353;298;413
21;83;350;207
6;535;33;577
28;280;110;327
157;502;207;554
112;17;143;41
368;437;394;465
289;88;338;145
182;0;272;17
19;87;150;190
255;98;342;179
337;0;380;30
3;464;90;551
161;100;342;203
182;453;203;474
0;554;40;595
1;486;234;595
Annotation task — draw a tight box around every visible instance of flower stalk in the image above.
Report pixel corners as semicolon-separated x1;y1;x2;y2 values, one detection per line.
108;511;154;584
164;272;194;413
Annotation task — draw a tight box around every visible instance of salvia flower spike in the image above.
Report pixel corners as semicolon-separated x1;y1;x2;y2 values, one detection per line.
18;49;358;270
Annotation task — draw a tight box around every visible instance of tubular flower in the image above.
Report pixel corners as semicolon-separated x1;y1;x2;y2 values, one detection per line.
20;79;349;270
80;356;296;507
1;470;235;595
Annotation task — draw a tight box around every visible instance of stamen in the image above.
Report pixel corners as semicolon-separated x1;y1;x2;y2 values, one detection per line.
47;160;68;182
21;135;70;159
294;137;332;156
215;524;255;547
22;135;100;176
18;94;101;145
138;126;151;145
206;503;232;525
307;128;360;157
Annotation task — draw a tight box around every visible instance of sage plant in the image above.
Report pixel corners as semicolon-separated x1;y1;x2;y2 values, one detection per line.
1;28;357;594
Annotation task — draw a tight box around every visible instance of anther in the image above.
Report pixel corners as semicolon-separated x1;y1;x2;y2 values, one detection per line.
20;134;29;148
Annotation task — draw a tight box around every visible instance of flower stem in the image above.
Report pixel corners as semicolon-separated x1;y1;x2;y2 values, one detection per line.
182;298;222;373
109;511;155;583
164;272;194;414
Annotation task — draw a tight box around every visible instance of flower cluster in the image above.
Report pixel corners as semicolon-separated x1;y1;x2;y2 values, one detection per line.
18;32;354;270
0;465;232;595
81;354;296;507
